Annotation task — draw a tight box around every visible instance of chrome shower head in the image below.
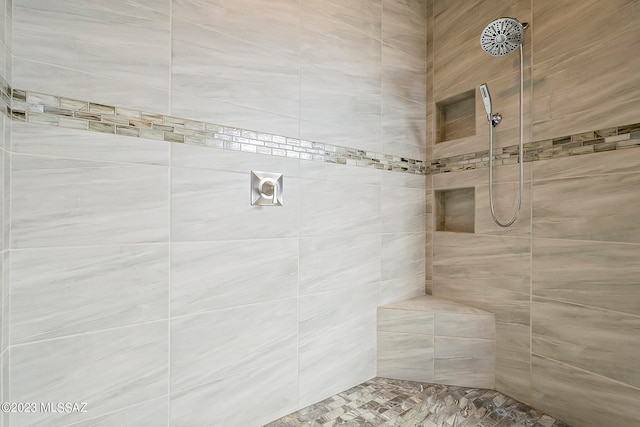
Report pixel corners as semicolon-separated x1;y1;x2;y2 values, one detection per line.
480;17;525;57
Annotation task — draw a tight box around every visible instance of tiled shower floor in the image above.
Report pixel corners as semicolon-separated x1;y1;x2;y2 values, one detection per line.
264;378;571;427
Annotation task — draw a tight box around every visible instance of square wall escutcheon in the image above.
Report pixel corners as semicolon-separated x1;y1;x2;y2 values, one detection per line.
251;171;283;206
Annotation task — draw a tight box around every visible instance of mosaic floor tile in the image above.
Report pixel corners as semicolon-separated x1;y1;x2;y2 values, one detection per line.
264;377;571;427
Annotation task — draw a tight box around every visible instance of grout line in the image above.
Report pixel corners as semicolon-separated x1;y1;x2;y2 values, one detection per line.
167;39;173;420
531;294;640;320
9;319;168;349
11;55;169;93
531;352;640;393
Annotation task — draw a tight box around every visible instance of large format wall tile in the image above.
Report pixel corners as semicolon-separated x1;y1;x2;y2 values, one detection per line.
173;0;300;54
382;185;426;233
533;172;640;243
533;143;640;181
299;178;380;237
475;180;532;236
298;284;378;407
171;141;300;177
171;357;297;427
378;307;434;335
299;332;376;409
300;6;382;153
532;2;640;139
170;299;297;393
433;279;530;326
382;0;427;61
172;23;299;120
380;275;425;306
382;43;426;106
433;233;530;294
299;284;378;353
10;322;168;427
377;331;434;382
11;154;169;248
300;159;380;185
171;168;299;241
299;235;380;295
381;233;426;281
12;122;169;166
533;0;636;66
13;58;170;114
434;337;494;389
532;297;640;389
533;238;640;316
531;354;640;427
432;0;531;100
301;0;382;40
171;239;297;316
13;0;170;89
382;92;427;161
171;91;299;139
11;244;169;344
495;321;530;404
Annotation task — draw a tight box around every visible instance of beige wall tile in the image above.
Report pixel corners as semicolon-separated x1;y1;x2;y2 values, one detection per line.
533;238;640;316
382;0;427;61
14;0;171;91
495;321;530;405
382;43;427;106
382;233;426;281
475;180;532;236
433;279;530;326
533;147;640;181
432;0;531;101
532;354;640;427
382;185;426;233
532;297;640;389
532;3;640;139
532;172;640;243
377;308;434;335
302;0;381;39
380;275;426;306
433;337;494;389
433;233;530;295
434;312;495;340
533;1;636;66
377;331;434;382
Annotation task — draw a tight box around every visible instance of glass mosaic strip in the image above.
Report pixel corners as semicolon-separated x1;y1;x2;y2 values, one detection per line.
7;85;426;175
429;122;640;175
2;72;638;176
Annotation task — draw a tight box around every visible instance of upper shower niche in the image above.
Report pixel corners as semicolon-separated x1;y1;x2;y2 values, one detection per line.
435;89;476;144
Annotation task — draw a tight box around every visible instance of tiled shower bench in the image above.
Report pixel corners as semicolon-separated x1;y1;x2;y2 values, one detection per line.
377;295;495;389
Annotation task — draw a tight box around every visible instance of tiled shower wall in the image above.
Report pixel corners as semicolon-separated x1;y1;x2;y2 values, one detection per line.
427;1;640;426
0;0;10;425
1;0;427;426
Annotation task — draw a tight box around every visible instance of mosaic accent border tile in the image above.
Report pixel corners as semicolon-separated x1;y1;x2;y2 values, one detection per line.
6;85;426;175
429;123;640;175
1;72;639;176
265;377;571;427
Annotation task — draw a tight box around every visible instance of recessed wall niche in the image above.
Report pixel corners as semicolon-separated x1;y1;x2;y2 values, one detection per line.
435;188;475;233
435;90;476;143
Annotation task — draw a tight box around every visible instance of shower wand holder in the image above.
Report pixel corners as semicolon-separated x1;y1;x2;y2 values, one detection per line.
488;113;502;127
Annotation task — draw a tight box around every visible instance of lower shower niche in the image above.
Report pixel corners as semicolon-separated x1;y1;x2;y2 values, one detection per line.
435;187;475;233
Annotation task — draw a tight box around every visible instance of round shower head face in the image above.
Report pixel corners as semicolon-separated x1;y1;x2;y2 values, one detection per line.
480;18;524;57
